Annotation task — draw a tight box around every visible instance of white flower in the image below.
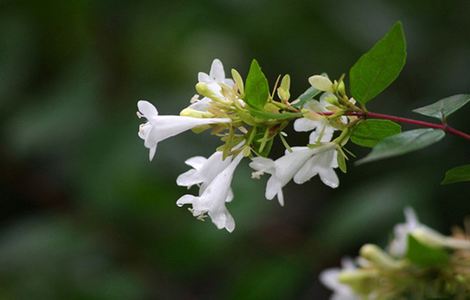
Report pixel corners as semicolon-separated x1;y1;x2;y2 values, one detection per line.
293;144;339;188
320;258;360;300
176;151;231;193
198;58;234;99
294;93;344;143
137;100;230;161
388;207;470;257
176;154;243;232
249;143;338;206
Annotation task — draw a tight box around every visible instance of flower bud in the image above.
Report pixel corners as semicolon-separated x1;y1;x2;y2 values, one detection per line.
308;75;333;92
360;244;402;270
180;107;214;118
412;227;470;250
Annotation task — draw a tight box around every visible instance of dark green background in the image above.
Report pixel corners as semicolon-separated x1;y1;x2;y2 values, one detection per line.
1;0;469;299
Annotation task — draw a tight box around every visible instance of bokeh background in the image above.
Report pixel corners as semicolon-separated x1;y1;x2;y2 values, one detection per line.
1;0;469;299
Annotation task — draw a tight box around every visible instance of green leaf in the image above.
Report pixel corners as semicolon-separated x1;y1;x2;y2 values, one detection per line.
351;119;401;148
413;94;470;120
406;234;449;267
441;164;470;184
245;59;270;110
349;21;407;105
248;107;301;120
356;128;445;165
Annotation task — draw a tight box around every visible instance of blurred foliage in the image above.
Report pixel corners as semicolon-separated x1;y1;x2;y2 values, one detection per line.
0;0;469;299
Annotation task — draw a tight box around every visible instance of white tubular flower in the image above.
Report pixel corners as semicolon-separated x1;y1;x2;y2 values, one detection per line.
320;258;360;300
294;93;344;143
250;147;323;206
309;75;334;92
388;207;470;257
176;151;231;193
197;58;234;99
137;100;230;161
293;143;339;188
176;154;243;232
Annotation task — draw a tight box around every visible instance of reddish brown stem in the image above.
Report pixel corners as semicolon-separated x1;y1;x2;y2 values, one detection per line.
320;111;470;141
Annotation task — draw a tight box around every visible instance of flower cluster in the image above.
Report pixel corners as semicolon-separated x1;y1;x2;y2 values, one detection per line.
320;208;470;299
137;59;359;232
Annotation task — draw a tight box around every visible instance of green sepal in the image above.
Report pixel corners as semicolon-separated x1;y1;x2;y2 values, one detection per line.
245;59;270;110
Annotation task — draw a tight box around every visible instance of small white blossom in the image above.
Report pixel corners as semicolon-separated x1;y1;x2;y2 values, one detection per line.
198;58;234;99
388;207;470;257
293;144;339;188
294;93;344;143
249;148;313;206
320;258;360;300
249;143;338;206
137;100;230;161
176;151;231;193
176;154;243;232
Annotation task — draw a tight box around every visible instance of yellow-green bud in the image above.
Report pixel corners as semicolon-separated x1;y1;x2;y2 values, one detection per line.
308;75;333;92
180;107;214;118
360;244;402;270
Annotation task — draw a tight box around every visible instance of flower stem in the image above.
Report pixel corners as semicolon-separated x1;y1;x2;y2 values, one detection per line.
320;111;470;141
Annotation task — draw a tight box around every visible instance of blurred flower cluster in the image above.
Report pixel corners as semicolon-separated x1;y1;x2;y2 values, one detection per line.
321;208;470;299
137;59;359;232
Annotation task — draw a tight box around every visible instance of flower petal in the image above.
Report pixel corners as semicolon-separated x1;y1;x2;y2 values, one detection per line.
249;157;275;174
176;169;201;188
293;156;318;184
265;176;281;200
176;194;198;207
184;156;207;170
224;211;235;232
277;189;285;206
294;118;319;132
198;72;211;83
149;146;157;161
137;100;158;118
319;168;339;188
210;58;225;82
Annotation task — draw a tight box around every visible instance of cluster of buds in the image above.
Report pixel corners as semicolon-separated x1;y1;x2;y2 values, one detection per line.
137;59;361;232
321;208;470;299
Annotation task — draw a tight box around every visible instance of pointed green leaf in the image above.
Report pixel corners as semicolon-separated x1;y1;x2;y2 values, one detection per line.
441;164;470;185
356;128;445;165
350;21;407;105
413;94;470;120
245;59;270;110
351;119;401;148
406;234;449;267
